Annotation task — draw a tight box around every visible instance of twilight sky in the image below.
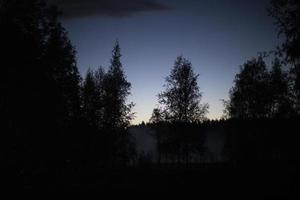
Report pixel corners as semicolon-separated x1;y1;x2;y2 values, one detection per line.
48;0;280;124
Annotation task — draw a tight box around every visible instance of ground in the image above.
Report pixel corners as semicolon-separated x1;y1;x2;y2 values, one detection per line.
6;162;300;196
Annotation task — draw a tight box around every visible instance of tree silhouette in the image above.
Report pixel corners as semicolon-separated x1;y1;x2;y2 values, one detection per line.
228;56;271;119
96;41;136;166
269;0;300;65
149;56;208;165
102;41;135;130
43;8;81;125
82;69;98;127
269;58;293;118
269;0;300;114
81;67;106;128
150;107;165;123
157;56;208;122
0;0;83;182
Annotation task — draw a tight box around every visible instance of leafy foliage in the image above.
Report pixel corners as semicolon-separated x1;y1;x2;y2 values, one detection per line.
228;56;270;119
157;56;208;122
269;0;300;64
269;0;300;114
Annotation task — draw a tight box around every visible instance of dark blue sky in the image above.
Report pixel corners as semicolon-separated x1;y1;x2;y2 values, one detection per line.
54;0;279;123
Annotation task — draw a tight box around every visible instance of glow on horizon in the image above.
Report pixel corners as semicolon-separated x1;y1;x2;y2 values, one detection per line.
131;111;223;125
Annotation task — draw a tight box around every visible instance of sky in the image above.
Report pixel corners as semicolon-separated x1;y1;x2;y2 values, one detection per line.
47;0;280;124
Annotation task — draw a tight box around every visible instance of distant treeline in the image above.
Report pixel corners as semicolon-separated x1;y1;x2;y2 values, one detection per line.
0;0;300;188
138;118;300;166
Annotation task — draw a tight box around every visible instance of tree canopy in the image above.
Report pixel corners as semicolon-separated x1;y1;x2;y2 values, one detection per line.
156;56;208;122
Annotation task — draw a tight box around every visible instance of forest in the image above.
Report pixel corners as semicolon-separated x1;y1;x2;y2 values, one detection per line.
1;0;300;195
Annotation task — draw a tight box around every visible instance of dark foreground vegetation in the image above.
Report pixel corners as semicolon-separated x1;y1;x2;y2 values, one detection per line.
4;162;300;196
1;0;300;196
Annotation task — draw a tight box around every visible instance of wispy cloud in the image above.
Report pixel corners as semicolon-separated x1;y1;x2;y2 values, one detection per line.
47;0;172;18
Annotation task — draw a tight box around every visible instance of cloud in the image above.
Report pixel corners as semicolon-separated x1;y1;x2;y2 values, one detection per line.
46;0;172;18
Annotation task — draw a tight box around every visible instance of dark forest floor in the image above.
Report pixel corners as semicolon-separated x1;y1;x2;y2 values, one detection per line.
5;162;300;196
